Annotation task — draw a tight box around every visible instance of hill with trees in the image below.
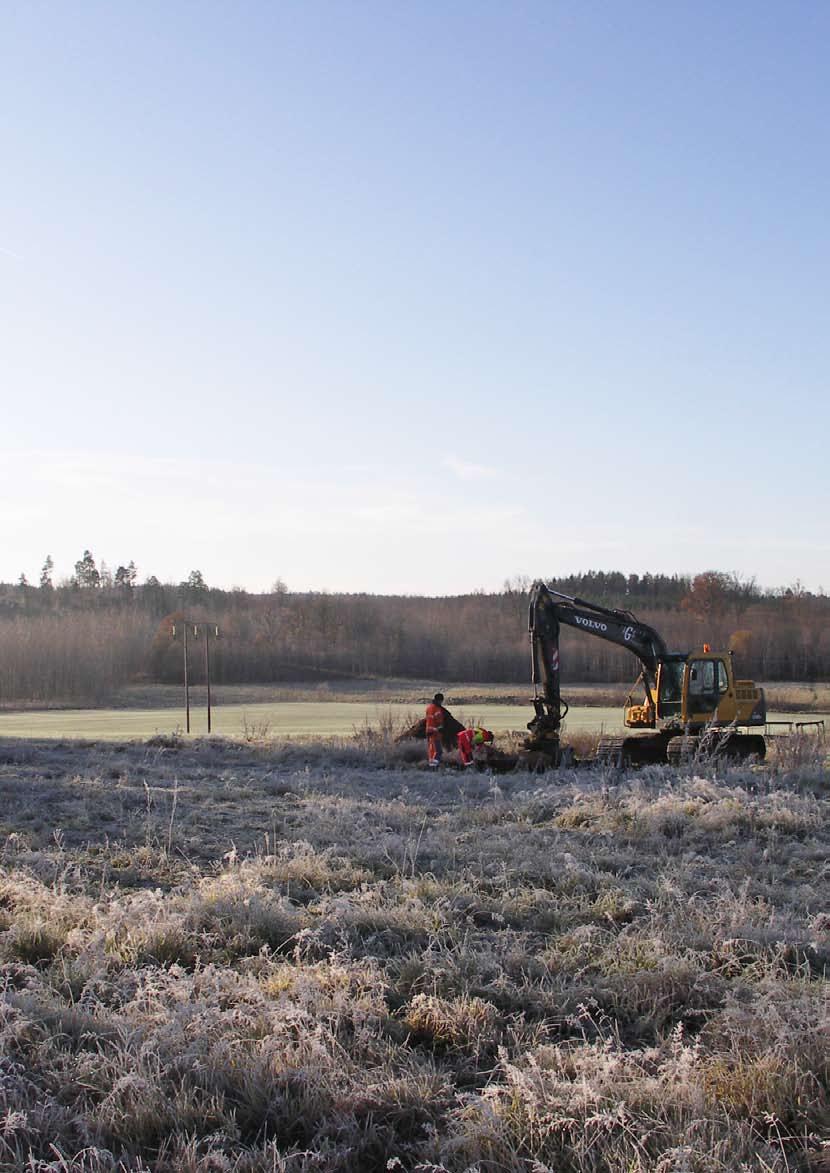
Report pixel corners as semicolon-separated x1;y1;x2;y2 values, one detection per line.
0;553;827;706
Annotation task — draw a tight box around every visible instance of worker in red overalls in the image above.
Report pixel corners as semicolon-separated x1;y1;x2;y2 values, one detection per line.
425;692;446;767
457;726;494;767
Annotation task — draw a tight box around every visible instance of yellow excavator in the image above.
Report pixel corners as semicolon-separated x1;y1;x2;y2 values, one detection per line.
527;581;767;767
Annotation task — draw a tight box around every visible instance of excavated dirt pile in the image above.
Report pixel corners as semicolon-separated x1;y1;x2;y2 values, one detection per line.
396;709;465;749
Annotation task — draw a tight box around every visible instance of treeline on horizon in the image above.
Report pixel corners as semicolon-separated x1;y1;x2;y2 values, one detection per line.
1;552;828;706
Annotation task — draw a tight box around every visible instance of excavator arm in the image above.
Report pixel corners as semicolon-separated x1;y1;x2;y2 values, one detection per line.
527;581;669;747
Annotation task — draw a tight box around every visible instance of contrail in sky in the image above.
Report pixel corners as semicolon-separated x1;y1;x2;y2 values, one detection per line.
0;245;22;260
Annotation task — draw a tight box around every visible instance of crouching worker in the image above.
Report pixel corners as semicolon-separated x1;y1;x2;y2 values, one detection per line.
425;693;446;768
457;726;495;767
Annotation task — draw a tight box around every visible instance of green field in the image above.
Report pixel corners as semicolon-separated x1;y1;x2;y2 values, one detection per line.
0;699;823;743
0;700;629;741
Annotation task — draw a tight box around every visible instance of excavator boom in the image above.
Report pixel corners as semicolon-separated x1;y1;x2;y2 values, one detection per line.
529;582;668;673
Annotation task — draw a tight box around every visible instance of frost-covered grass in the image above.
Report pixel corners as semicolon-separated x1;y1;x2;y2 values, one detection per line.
0;735;827;1171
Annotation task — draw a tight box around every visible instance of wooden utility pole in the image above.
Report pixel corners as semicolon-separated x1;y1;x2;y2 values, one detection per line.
173;620;220;733
172;621;191;733
194;623;220;733
183;621;190;733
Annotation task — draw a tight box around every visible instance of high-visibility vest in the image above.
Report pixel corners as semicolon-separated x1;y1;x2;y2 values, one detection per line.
458;727;492;755
425;704;444;734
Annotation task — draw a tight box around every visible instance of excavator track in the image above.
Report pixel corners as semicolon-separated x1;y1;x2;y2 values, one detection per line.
595;736;627;767
596;733;672;768
666;731;766;765
666;736;696;766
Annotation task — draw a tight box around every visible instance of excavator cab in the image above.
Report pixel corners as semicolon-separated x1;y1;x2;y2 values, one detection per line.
626;651;767;732
684;654;727;722
682;650;766;728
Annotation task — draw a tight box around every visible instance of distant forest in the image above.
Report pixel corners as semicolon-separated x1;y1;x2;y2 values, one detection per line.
1;552;828;705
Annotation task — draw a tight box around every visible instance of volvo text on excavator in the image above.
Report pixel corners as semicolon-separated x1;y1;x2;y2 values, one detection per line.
526;581;767;767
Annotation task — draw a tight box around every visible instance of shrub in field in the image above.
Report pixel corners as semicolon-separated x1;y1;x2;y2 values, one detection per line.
403;992;500;1056
438;1032;805;1171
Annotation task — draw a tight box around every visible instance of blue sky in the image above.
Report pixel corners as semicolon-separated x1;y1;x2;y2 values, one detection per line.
2;1;827;593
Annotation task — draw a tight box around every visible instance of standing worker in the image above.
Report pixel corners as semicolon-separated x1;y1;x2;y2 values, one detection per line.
425;692;446;767
457;726;495;767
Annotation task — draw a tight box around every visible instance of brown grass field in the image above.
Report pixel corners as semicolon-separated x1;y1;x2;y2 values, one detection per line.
0;727;827;1171
6;679;829;714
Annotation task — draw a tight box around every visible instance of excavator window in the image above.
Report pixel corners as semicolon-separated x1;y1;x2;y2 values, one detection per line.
688;659;718;711
658;661;685;712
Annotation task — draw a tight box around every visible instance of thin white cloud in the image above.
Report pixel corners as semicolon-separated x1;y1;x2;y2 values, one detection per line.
353;503;425;525
441;454;497;481
3;447;824;595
